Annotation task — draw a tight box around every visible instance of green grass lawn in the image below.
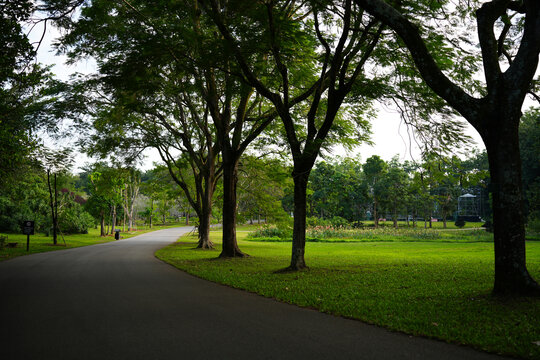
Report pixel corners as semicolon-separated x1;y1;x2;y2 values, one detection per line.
156;227;540;359
0;223;190;262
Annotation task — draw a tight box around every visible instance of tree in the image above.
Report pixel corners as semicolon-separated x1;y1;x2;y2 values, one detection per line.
182;2;280;257
141;167;175;228
39;148;73;244
420;154;462;228
204;0;377;270
310;162;339;219
354;0;540;295
363;155;387;227
85;163;125;236
121;168;140;231
433;165;461;228
310;158;368;222
519;108;540;226
0;1;67;191
38;0;222;249
49;0;281;253
0;168;50;233
461;149;491;222
377;158;409;228
236;155;291;224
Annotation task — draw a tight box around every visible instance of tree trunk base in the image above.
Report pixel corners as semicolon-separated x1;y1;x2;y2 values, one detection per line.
218;248;249;258
197;240;215;250
276;264;309;273
492;270;540;297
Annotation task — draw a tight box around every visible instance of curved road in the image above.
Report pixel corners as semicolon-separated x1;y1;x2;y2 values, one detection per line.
0;227;507;360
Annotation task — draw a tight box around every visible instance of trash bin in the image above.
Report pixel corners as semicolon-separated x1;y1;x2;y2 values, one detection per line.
114;229;120;240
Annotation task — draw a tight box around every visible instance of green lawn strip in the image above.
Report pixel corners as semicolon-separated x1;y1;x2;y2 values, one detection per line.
156;232;540;359
0;223;189;261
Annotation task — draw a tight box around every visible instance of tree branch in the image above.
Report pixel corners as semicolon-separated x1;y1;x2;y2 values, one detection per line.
353;0;480;123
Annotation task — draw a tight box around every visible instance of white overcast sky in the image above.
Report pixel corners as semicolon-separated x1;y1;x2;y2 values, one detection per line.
31;23;489;172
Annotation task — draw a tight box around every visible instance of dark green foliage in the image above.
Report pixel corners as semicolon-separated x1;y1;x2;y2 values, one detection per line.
306;216;331;228
519;109;540;226
248;225;292;240
58;202;94;234
0;0;34;82
0;170;50;233
305;154;492;226
329;216;349;228
455;219;466;228
0;0;69;189
237;156;292;224
310;158;368;222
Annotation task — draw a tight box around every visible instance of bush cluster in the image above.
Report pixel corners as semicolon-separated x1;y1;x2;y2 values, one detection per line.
58;206;95;234
454;219;466;228
249;223;494;243
248;224;292;239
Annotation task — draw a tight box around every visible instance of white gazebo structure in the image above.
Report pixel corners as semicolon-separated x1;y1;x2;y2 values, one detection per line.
457;193;479;218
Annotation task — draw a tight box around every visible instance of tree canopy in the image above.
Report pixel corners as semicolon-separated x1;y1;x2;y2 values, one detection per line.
7;0;539;296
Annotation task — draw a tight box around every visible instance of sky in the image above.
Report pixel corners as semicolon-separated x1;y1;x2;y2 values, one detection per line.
30;22;487;172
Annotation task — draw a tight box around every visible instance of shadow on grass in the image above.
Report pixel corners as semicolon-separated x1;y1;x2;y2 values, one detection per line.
273;266;310;274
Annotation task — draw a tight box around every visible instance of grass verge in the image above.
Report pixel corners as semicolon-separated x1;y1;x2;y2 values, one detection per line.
0;223;188;262
156;228;540;359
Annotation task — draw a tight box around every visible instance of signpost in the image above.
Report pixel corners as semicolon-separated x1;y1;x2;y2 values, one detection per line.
23;220;34;251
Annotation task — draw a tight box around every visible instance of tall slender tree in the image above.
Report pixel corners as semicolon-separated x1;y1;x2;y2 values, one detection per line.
39;148;73;244
203;0;377;269
363;155;387;227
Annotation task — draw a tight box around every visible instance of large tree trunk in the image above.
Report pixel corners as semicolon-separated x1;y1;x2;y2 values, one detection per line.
53;174;58;243
197;208;214;249
127;201;135;231
100;211;106;237
196;174;215;250
483;114;540;295
47;170;58;245
149;199;153;228
111;204;117;234
287;169;310;271
220;159;246;258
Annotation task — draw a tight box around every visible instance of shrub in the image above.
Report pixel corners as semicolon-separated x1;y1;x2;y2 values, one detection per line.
455;219;466;228
307;225;345;239
351;221;365;228
59;207;95;234
248;224;292;239
306;217;331;227
330;216;349;228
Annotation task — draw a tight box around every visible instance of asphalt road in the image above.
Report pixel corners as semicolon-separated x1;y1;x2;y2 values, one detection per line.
0;227;508;360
